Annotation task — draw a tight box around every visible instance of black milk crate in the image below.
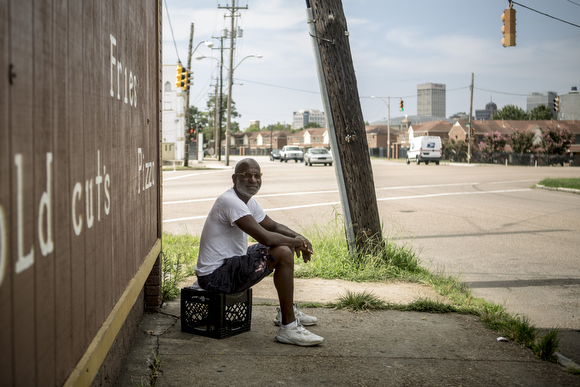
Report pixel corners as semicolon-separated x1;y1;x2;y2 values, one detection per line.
181;287;252;339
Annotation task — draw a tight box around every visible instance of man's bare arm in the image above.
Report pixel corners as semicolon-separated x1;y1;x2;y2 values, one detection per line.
235;215;303;250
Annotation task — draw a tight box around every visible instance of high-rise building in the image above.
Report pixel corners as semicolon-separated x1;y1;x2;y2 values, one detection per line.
417;83;446;117
526;91;557;115
292;109;326;129
559;86;580;120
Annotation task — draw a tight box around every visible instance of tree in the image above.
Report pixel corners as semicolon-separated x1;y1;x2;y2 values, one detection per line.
529;104;554;120
493;104;528;120
206;94;241;132
443;138;467;162
479;131;508;153
540;126;573;155
245;124;261;132
508;128;537;154
264;122;291;132
304;122;321;129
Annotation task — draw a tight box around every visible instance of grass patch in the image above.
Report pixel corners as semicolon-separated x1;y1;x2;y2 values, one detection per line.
538;178;580;190
161;232;199;301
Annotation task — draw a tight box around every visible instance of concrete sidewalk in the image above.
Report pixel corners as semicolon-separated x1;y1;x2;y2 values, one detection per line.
114;279;578;386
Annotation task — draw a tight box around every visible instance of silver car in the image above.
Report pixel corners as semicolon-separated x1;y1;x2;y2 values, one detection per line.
304;148;333;166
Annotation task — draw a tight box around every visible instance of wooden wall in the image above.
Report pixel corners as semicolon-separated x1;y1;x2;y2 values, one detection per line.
0;0;161;385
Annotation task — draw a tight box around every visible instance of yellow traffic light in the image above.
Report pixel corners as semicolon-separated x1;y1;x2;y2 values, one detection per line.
501;6;516;47
176;64;185;89
554;96;560;112
182;68;189;91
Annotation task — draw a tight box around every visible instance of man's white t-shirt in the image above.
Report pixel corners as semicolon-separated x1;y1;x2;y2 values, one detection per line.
195;187;266;277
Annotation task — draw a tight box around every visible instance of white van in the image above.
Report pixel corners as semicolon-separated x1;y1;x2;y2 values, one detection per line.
406;136;442;165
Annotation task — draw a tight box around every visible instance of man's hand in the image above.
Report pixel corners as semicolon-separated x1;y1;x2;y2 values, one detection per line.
294;236;313;263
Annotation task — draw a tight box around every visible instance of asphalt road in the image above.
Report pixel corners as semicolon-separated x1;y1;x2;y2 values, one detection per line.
162;156;580;358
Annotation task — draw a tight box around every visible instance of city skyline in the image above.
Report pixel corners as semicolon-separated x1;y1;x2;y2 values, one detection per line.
164;0;580;128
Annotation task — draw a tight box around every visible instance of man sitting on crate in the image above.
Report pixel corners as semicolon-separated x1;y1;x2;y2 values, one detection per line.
194;158;324;347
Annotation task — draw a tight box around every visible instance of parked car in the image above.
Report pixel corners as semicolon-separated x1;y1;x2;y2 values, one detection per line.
270;149;281;161
406;136;442;165
279;145;304;163
304;148;333;166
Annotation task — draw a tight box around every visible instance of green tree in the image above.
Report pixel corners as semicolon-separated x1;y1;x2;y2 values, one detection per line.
540;126;573;155
508;128;537;154
305;122;321;128
493;104;529;120
529;104;554;120
246;124;261;132
264;122;291;132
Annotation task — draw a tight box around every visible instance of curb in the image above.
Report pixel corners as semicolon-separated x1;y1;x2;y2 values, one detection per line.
535;184;580;195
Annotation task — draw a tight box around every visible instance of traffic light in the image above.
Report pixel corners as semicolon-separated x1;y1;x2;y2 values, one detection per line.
189;128;194;135
399;99;404;111
175;63;185;89
472;127;475;137
501;5;516;47
182;68;189;92
554;96;560;112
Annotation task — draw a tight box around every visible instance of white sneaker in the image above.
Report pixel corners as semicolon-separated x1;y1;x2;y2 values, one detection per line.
274;303;318;326
275;320;324;347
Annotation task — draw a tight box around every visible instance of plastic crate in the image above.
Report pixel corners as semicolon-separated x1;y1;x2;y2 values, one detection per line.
181;287;252;339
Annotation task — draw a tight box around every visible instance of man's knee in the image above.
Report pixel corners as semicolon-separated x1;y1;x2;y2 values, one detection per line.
268;246;293;267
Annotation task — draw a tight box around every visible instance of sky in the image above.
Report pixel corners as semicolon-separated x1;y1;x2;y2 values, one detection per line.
163;0;580;128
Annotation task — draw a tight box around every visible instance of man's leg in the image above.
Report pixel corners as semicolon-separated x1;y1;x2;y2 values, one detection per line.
267;246;296;325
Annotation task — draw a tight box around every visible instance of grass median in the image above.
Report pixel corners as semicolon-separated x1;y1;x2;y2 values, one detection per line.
537;178;580;190
162;220;568;366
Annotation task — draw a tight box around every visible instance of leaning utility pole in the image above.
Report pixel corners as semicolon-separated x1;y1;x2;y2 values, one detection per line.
307;0;383;255
184;23;194;166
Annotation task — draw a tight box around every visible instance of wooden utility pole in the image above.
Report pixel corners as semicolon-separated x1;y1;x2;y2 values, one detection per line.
307;0;383;254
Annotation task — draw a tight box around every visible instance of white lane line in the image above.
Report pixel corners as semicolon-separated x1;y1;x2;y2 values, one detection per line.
162;188;532;223
163;170;229;182
163;180;534;205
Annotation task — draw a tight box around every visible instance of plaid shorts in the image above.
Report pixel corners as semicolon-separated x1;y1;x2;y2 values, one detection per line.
197;243;274;294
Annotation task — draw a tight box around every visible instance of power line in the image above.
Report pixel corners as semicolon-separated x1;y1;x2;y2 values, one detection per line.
566;0;580;7
164;0;181;62
474;87;527;96
511;1;580;29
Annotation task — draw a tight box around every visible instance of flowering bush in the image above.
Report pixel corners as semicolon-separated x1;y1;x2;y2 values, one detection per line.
508;129;537;154
540;126;573;155
478;131;507;154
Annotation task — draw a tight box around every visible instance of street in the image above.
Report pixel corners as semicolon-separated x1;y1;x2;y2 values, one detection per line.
163;156;580;355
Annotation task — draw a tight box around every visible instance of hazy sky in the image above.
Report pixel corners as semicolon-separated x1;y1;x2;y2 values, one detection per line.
163;0;580;128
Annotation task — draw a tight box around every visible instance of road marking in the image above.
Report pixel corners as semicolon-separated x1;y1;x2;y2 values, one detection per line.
162;188;532;223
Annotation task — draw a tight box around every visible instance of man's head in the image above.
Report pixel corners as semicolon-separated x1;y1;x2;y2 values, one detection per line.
232;158;262;203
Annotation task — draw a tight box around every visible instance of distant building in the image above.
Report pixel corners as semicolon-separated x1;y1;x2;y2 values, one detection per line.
249;120;260;128
559;86;580;120
292;109;326;129
527;91;557;115
475;101;498;121
449;112;470;121
162;64;188;161
417;82;446;117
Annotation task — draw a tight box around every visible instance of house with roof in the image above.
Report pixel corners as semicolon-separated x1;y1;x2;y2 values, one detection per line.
286;128;330;149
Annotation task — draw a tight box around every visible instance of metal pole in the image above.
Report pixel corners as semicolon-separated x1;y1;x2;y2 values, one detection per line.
306;3;356;256
468;72;474;163
387;97;391;159
224;0;236;166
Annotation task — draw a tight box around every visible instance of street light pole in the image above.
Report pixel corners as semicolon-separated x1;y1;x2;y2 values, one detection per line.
371;96;391;159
